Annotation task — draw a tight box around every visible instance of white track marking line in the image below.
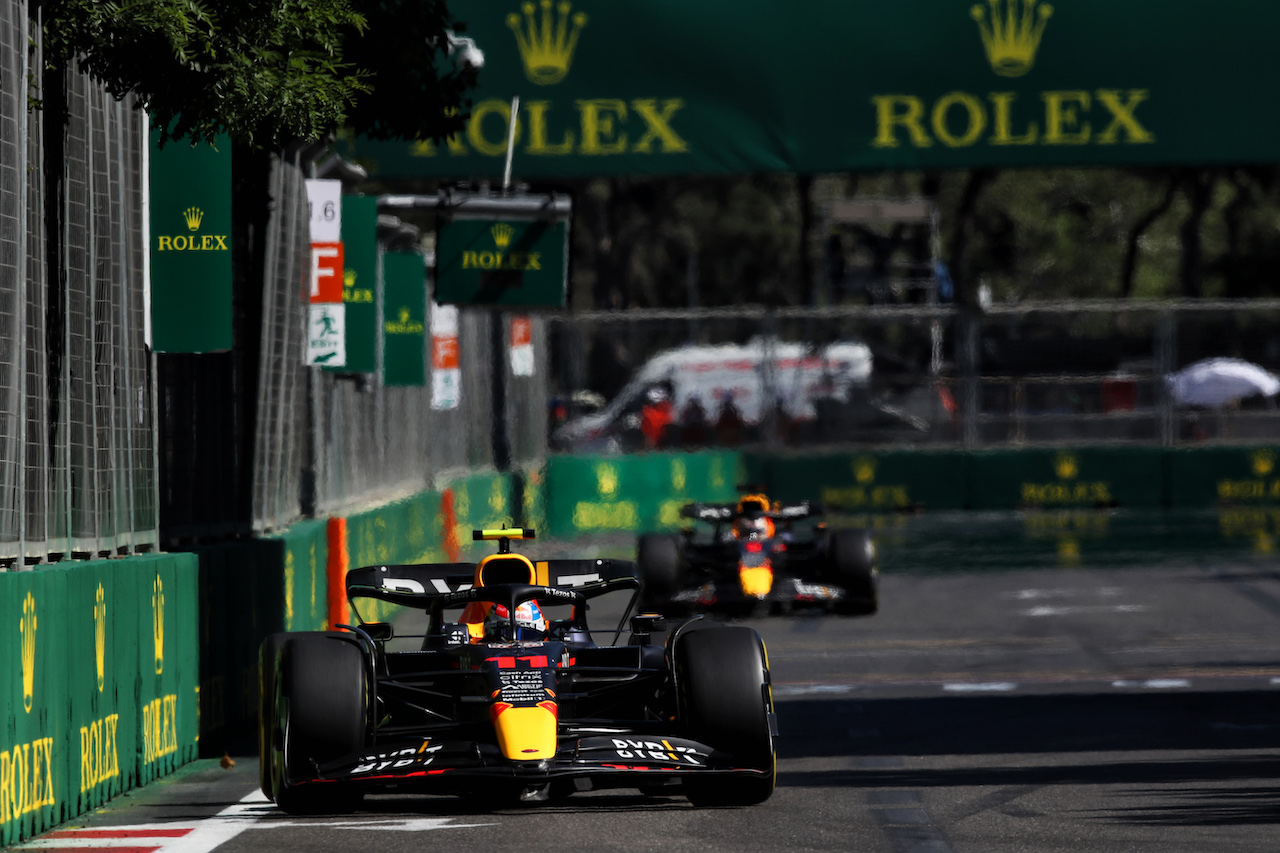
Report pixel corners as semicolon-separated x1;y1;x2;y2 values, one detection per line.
18;790;271;853
1111;679;1191;689
942;682;1018;692
1024;604;1148;617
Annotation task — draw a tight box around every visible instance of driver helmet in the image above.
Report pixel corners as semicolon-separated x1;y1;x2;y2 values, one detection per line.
484;600;548;642
734;496;773;539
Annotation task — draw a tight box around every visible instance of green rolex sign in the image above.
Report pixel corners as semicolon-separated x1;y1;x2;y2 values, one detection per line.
325;195;378;374
435;218;568;307
382;252;427;387
148;132;232;352
343;0;1280;178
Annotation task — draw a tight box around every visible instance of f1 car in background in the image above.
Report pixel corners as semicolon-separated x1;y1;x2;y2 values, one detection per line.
259;528;778;814
636;492;878;616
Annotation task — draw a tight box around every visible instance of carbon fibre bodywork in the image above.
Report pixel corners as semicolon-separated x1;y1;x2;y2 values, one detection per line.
259;534;777;809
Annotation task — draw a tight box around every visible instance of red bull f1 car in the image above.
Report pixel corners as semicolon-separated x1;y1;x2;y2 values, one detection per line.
636;492;879;616
258;528;777;813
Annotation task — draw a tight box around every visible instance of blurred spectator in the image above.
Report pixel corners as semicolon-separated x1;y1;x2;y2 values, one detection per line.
714;391;746;446
680;393;712;447
640;384;674;449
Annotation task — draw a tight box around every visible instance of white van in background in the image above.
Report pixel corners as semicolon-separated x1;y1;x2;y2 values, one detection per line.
551;338;874;452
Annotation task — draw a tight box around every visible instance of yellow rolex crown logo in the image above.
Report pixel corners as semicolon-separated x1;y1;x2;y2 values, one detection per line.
1053;452;1078;480
1251;449;1275;477
854;456;877;485
183;207;204;231
95;583;107;692
21;592;36;713
508;0;588;85
672;459;687;492
344;269;357;287
491;223;515;249
399;307;411;324
971;0;1052;78
152;575;165;675
595;462;618;497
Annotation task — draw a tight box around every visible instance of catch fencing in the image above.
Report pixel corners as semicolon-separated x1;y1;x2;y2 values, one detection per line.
545;300;1280;454
0;1;157;566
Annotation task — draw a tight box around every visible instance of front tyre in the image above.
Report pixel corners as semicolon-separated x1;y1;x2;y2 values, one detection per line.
257;633;289;798
676;627;777;806
827;529;879;615
272;633;367;815
637;533;683;609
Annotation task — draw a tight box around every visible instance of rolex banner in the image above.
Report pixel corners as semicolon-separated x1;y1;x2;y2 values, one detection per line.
344;0;1280;178
148;132;232;352
326;195;379;374
435;218;568;307
382;252;428;387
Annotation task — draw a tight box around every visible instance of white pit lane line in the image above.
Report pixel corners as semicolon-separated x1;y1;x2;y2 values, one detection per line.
18;788;496;852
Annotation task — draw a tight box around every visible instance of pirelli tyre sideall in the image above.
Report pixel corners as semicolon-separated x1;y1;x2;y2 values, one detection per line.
827;528;879;615
272;632;367;814
676;626;777;806
257;632;289;798
637;532;683;609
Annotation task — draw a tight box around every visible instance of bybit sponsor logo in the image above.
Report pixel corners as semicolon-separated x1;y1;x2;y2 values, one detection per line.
20;592;35;713
95;584;106;692
156;208;228;252
508;0;587;85
152;575;164;676
871;3;1153;152
972;0;1052;78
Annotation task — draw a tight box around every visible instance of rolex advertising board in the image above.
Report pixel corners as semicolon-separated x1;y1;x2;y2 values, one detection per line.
148;132;232;352
383;252;428;387
326;195;379;374
435;218;568;307
343;0;1280;178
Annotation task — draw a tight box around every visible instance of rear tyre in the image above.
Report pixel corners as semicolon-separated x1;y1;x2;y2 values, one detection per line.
637;533;683;610
676;627;776;806
827;529;879;615
272;633;367;815
258;633;289;798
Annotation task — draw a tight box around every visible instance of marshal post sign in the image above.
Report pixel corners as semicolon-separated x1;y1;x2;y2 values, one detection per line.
343;0;1280;179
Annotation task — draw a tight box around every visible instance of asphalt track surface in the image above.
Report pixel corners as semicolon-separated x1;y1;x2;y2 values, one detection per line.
19;549;1280;853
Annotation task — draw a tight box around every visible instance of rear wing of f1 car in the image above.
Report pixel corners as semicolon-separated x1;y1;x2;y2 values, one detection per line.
345;557;642;607
679;500;819;523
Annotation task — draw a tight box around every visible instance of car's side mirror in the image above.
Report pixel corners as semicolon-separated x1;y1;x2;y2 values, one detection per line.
628;614;667;645
362;622;394;642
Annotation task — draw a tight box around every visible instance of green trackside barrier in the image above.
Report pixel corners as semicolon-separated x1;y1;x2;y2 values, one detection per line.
1;554;199;848
346;490;444;568
1167;445;1280;508
194;520;328;759
742;449;969;512
448;472;517;558
966;447;1168;510
543;451;742;538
